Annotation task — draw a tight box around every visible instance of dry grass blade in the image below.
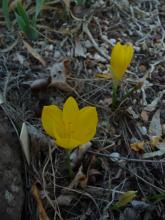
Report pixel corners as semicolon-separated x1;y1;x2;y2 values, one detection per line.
1;39;18;53
23;40;46;66
32;184;50;220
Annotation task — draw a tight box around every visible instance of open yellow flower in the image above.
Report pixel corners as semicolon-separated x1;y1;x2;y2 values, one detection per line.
110;42;134;81
41;97;98;150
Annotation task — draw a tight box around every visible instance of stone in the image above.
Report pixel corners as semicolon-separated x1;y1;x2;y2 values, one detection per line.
0;105;24;220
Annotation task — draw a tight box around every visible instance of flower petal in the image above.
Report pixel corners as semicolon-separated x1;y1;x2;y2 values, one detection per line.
41;105;63;138
111;42;134;81
63;96;79;126
73;106;98;144
56;138;81;150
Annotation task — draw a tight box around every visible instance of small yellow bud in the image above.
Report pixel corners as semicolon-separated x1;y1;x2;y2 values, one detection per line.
110;42;134;81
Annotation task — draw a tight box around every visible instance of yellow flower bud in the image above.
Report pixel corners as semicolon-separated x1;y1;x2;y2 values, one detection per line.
110;42;134;81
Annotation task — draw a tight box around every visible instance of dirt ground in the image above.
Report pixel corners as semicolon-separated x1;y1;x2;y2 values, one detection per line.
0;0;165;219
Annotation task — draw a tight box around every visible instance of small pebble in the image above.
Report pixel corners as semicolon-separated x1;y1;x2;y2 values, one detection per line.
134;46;140;52
140;126;148;135
109;38;116;45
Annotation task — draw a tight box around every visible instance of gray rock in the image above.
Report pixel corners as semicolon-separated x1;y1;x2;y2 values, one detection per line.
0;105;24;220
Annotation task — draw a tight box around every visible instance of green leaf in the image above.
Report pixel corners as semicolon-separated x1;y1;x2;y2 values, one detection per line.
15;2;38;40
15;2;30;26
74;0;86;6
148;193;165;202
2;0;11;29
113;191;137;210
35;0;45;19
15;13;27;33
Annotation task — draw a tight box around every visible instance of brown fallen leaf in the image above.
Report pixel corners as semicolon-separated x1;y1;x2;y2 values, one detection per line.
32;184;50;220
141;110;149;122
23;40;46;66
69;165;87;189
49;59;73;92
149;136;160;148
56;194;74;206
71;142;92;169
130;141;144;152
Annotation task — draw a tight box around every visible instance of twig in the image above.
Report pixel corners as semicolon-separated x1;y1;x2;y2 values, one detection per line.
88;150;165;164
83;23;109;60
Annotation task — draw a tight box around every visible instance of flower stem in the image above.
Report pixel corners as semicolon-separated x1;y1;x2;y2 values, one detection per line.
66;150;74;178
112;80;119;109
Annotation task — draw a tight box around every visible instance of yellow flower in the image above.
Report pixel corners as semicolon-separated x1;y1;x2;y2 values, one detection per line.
41;97;98;150
110;42;134;81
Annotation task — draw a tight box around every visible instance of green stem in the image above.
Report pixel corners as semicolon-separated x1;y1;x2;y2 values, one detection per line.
112;80;119;109
66;150;74;178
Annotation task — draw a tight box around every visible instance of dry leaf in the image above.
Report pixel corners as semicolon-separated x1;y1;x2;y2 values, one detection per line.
157;142;165;152
56;194;74;206
77;142;92;164
75;37;86;58
69;165;87;189
32;184;50;220
141;111;149;122
49;60;72;92
149;109;162;137
143;150;165;158
144;90;165;112
23;40;46;66
20;122;30;165
130;141;144;152
95;73;112;79
149;136;160;147
70;142;92;168
143;140;165;158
